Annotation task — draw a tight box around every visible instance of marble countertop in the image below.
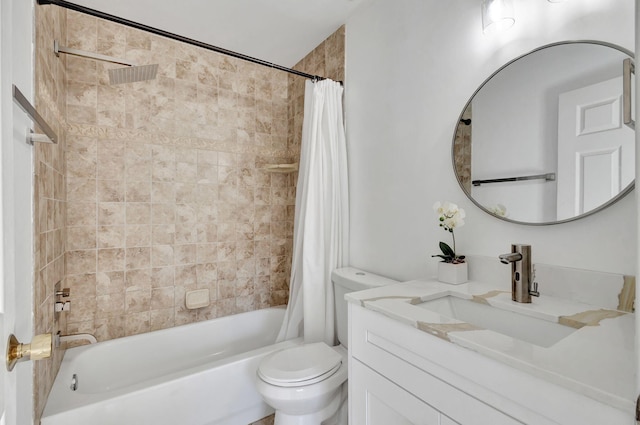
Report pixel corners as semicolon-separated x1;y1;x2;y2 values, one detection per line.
346;279;635;412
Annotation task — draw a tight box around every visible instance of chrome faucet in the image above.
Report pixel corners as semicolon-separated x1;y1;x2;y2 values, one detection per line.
498;244;539;303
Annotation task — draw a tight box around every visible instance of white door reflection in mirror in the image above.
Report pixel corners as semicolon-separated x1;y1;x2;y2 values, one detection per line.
557;77;634;220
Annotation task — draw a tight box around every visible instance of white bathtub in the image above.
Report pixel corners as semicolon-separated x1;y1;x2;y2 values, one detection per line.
42;307;302;425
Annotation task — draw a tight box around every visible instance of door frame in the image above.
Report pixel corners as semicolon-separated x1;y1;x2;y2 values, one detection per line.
0;0;35;423
635;0;640;422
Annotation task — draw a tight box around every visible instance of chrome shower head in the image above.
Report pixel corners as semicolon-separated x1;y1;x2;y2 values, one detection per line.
108;64;159;85
54;40;158;85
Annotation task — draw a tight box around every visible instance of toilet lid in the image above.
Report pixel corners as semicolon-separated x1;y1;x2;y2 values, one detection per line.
258;342;342;387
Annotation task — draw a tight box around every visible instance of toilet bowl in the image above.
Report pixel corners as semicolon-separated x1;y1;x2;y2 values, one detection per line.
255;343;348;425
255;267;399;425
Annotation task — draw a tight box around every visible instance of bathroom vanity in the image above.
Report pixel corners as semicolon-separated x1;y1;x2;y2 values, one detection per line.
346;279;634;425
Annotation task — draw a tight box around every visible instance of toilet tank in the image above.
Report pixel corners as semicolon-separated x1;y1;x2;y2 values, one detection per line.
332;267;398;348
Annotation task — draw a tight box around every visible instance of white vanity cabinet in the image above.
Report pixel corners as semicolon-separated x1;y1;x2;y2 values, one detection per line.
348;303;630;425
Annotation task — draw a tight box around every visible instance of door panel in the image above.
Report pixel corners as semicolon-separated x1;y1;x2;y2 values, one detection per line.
557;76;635;220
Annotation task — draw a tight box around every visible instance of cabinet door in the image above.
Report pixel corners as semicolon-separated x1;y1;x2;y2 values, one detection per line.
351;359;442;425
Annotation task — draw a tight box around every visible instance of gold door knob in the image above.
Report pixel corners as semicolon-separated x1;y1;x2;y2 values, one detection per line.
6;333;52;371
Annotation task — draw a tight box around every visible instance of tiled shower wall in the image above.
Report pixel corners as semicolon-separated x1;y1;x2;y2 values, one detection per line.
453;105;472;193
34;3;68;420
288;26;345;153
63;10;298;340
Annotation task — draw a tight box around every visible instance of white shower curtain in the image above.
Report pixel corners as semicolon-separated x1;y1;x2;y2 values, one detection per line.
277;79;349;346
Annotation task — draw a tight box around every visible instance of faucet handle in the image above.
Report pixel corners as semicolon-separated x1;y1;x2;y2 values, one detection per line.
529;281;540;297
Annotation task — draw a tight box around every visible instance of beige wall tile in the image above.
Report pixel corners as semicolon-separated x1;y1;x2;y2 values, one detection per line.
125;311;150;336
97;179;125;202
126;247;151;270
95;314;126;340
126;224;151;247
175;244;196;265
68;296;97;323
126;180;152;203
59;14;344;348
151;203;175;224
175;264;197;286
97;225;125;248
67;202;95;226
196;263;217;285
67;250;96;275
152;224;175;245
150;308;175;331
125;268;152;290
67;150;96;178
175;223;197;244
151;286;175;309
67;226;97;250
67;273;97;298
97;292;125;315
67;178;96;202
97;248;125;272
98;202;125;225
152;245;174;267
152;266;174;288
123;196;150;220
96;271;125;295
126;288;151;313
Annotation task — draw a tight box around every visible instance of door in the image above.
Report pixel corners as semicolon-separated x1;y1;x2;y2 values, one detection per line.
636;2;640;422
557;76;635;221
1;0;35;423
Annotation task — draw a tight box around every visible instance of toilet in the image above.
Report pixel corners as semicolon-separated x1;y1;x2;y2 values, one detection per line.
255;267;398;425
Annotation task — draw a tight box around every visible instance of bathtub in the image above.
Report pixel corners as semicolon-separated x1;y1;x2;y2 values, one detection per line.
41;307;302;425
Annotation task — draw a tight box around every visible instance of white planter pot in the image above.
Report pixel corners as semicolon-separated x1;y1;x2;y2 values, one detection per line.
437;262;468;285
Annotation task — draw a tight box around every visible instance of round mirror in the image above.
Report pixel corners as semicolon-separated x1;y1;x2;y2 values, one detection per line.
452;41;635;225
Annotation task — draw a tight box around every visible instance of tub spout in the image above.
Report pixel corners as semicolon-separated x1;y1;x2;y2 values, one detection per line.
56;332;97;347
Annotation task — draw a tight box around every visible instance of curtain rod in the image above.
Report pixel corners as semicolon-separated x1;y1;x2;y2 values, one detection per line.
37;0;328;82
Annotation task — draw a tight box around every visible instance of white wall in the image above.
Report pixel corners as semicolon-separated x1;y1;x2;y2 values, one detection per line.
345;0;635;281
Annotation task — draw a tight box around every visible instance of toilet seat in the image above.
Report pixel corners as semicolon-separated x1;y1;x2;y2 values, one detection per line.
258;342;342;388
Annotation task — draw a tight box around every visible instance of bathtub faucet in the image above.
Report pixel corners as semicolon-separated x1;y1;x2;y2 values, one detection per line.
55;332;97;347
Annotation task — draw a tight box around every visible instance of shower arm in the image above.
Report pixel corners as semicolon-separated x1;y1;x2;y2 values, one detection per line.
53;40;136;67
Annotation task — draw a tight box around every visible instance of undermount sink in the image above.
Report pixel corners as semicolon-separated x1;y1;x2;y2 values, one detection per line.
416;295;577;347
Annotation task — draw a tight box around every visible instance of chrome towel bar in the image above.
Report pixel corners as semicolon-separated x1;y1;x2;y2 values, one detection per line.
472;172;556;187
12;84;57;144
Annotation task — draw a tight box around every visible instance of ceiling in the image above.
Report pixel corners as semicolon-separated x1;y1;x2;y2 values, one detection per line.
67;0;372;67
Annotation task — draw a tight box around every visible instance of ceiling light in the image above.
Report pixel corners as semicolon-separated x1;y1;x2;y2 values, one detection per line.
481;0;515;35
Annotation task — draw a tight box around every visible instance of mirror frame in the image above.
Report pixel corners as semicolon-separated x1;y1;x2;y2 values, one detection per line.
452;40;635;226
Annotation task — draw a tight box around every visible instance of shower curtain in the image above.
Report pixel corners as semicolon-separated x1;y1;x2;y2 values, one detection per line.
277;79;349;346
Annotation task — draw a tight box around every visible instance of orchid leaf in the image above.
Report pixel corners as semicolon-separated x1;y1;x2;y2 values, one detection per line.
431;254;450;261
439;242;455;258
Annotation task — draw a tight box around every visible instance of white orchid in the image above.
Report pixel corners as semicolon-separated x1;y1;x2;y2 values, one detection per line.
432;201;466;263
432;201;466;231
489;204;508;217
